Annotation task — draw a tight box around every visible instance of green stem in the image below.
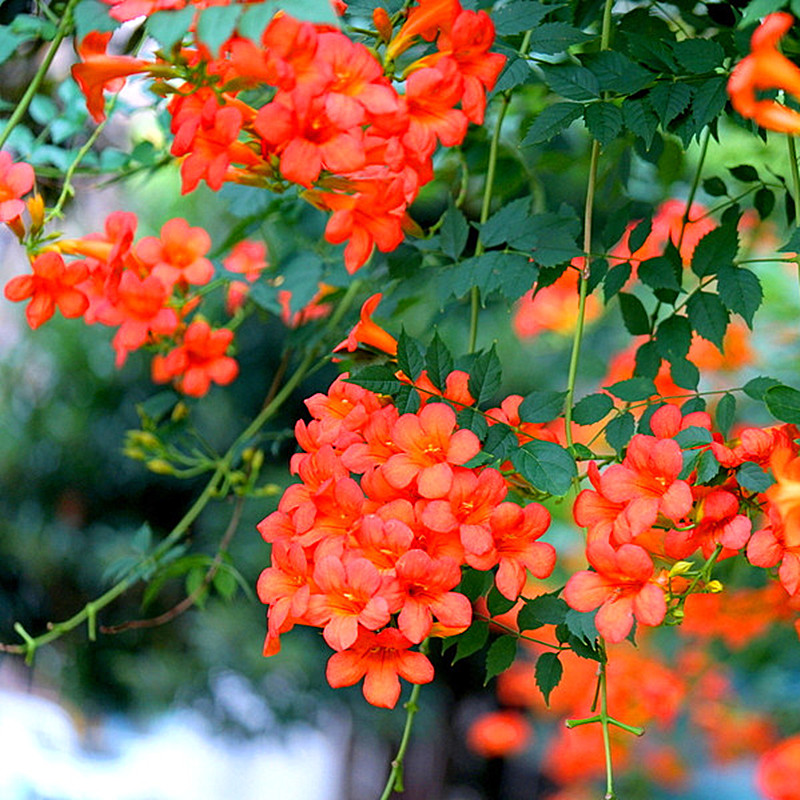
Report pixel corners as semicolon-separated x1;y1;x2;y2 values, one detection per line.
0;0;81;151
677;126;711;252
786;135;800;297
378;640;429;800
599;655;616;800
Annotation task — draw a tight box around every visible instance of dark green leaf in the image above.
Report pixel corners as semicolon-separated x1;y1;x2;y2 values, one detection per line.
674;425;713;448
743;376;782;401
493;54;534;92
147;7;196;50
703;177;727;197
716;393;736;437
737;461;776;493
569;443;595;460
670;357;700;390
522;102;583;146
755;187;775;220
535;652;563;705
196;5;242;53
695;448;721;484
583;50;652;94
458;568;493;602
523;211;583;266
345;364;402;394
452;621;489;663
483;423;519;462
528;23;594;55
716;266;762;327
485;636;518;684
480;197;531;248
446;252;537;301
686;291;729;349
672;38;724;72
623;99;659;148
440;205;469;260
587;258;608;293
648;82;692;126
511;440;577;496
639;256;681;291
492;0;550;35
572;393;614;425
522;593;568;625
603;262;631;301
519;390;567;423
681;396;706;414
679;449;700;480
397;329;424;381
635;340;661;379
691;226;738;277
692;76;728;129
584;101;623;147
457;407;489;438
628;218;652;253
618;292;651;335
605;412;635;452
540;64;600;101
468;345;503;404
605;377;657;401
565;608;599;644
780;227;800;254
425;332;454;391
766;385;800;424
487;584;517;616
656;315;692;361
393;384;421;414
729;164;759;183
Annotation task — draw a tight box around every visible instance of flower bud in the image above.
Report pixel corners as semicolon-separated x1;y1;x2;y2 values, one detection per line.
27;194;44;233
6;214;24;241
706;580;724;593
669;561;693;577
146;458;174;475
373;7;392;41
171;401;189;421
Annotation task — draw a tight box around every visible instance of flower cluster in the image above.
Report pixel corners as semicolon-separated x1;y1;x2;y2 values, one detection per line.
72;0;506;271
256;371;556;707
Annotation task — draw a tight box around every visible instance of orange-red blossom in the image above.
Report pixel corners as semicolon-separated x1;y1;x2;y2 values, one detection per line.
728;12;800;133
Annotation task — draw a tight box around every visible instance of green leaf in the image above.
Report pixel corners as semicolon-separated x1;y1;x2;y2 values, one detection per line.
528;22;594;55
603;262;631;301
397;329;424;381
493;54;534;92
73;0;119;39
766;384;800;424
691;225;738;277
716;266;762;327
147;7;196;50
213;565;238;600
737;461;775;493
480;197;531;247
628;218;652;253
740;0;785;25
535;652;563;705
237;2;277;40
639;256;681;291
446;252;536;301
618;292;651;335
716;393;736;437
468;345;503;404
425;331;454;391
526;212;583;266
686;292;729;349
623;99;659;148
0;27;26;63
485;636;518;684
695;448;721;484
648;82;692;126
605;377;657;401
519;390;567;423
521;593;569;626
703;177;728;197
487;584;517;616
345;364;402;394
656;315;692;361
439;205;469;260
522;102;583;146
583;50;652;94
511;440;577;496
458;568;493;602
452;620;489;664
674;425;713;448
584;101;623;147
565;608;599;644
743;376;782;401
729;164;760;183
670;357;700;390
572;393;614;425
672;38;724;72
185;567;209;608
274;0;338;23
540;64;600;101
780;227;800;254
492;0;550;34
196;5;242;54
394;384;421;414
692;76;728;130
605;412;635;452
483;423;519;462
635;340;661;379
755;187;776;220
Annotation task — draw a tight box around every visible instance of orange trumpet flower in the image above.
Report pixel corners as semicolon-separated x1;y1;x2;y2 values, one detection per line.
728;12;800;133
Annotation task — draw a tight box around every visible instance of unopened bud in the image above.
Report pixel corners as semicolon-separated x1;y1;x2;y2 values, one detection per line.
373;7;393;41
250;450;264;472
129;430;159;449
27;194;44;232
6;214;24;240
171;401;189;422
706;580;724;593
123;447;146;461
669;561;693;577
671;608;685;621
146;459;174;475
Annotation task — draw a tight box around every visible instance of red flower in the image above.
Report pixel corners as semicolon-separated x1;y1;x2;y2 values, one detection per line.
0;151;34;223
4;251;88;329
326;626;434;708
334;292;398;356
136;218;214;290
757;734;800;800
466;710;531;758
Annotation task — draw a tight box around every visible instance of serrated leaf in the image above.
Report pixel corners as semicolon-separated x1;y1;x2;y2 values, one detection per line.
687;291;729;349
213;566;238;599
511;440;577;496
692;76;728;129
674;425;713;448
623;99;659;148
440;205;469;260
618;292;651;335
458;568;493;602
648;82;692;126
397;329;424;381
345;364;402;394
681;396;706;414
493;54;534;92
480;197;531;248
492;0;550;34
540;64;600;101
457;406;489;438
522;102;583;146
766;385;800;424
274;0;338;23
584;101;623;147
570;443;595;460
670;357;700;390
716;266;762;327
755;187;776;220
565;608;599;644
695;448;721;483
672;38;724;73
528;22;594;55
737;461;776;493
605;377;657;401
635;340;661;379
146;7;196;50
425;332;454;391
393;383;421;414
583;50;652;94
729;164;759;182
519;390;567;423
196;5;242;54
603;262;631;301
468;345;502;404
237;1;277;40
73;0;119;39
572;393;614;425
535;652;563;705
483;422;520;462
452;620;490;664
605;412;635;452
628;218;652;253
703;177;728;197
743;376;782;401
521;593;568;625
485;636;519;684
639;255;682;291
716;393;736;437
656;315;692;361
446;252;536;301
780;227;800;254
691;225;739;278
487;584;517;616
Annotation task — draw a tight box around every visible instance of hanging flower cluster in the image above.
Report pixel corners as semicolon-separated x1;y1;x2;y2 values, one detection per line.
71;0;506;271
256;370;556;708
